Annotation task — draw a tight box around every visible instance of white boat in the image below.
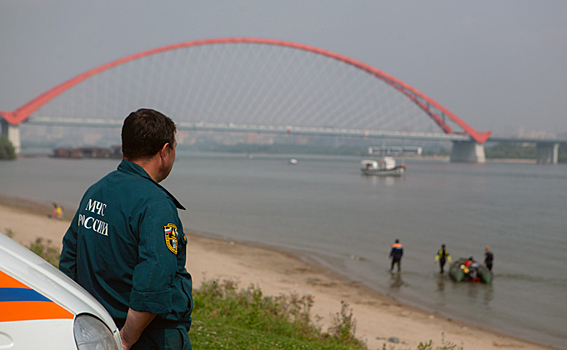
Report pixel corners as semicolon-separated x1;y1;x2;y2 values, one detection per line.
361;157;405;176
289;158;298;165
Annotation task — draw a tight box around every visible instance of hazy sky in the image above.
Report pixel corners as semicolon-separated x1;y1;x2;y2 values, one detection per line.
1;1;566;136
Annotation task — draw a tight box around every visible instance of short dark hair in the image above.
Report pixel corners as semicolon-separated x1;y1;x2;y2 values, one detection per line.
122;109;176;160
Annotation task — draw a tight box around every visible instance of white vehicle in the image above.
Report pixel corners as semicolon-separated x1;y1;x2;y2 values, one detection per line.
0;232;122;350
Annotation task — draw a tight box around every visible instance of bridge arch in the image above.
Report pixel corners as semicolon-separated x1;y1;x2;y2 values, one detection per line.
0;37;490;143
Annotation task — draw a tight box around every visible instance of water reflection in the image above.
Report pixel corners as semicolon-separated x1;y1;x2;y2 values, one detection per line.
482;284;494;306
436;272;447;292
448;280;495;307
389;272;406;289
362;174;405;186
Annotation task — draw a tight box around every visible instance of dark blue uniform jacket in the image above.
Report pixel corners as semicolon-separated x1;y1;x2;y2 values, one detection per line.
60;160;193;331
390;243;403;260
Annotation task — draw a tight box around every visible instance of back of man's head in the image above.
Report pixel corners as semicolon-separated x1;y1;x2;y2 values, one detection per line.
122;109;176;161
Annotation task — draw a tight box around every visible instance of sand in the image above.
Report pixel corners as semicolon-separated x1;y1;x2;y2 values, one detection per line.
0;196;555;350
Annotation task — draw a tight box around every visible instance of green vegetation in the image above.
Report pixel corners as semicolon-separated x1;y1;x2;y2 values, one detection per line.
422;148;450;157
191;279;464;350
485;142;567;163
413;335;463;350
191;279;365;349
3;229;61;267
484;142;536;159
0;136;16;160
26;237;61;268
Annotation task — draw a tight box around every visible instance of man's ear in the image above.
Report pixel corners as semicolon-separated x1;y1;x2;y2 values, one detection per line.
159;142;170;161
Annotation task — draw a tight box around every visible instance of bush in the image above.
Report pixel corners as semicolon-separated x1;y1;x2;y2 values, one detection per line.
0;135;16;160
2;229;60;267
484;142;535;159
26;237;61;268
191;279;366;349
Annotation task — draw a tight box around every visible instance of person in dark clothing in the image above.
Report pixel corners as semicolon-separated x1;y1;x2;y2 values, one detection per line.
434;244;452;273
484;246;494;271
389;239;403;272
60;109;192;350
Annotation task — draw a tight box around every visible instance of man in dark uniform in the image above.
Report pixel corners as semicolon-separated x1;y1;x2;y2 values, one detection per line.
389;239;403;272
60;109;192;350
484;246;494;271
434;244;452;273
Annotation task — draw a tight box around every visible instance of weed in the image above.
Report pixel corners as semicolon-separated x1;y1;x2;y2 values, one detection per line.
327;301;365;347
416;333;463;350
26;237;60;268
192;278;367;349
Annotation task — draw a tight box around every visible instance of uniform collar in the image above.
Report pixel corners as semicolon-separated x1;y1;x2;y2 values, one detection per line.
118;159;186;210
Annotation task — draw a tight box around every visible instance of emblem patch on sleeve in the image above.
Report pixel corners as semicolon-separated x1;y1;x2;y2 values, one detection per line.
164;223;179;254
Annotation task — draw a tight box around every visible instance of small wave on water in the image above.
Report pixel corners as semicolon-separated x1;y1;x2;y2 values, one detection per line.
495;273;567;287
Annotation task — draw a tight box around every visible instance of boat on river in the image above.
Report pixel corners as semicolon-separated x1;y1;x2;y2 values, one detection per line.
449;257;492;284
52;145;122;159
360;157;405;176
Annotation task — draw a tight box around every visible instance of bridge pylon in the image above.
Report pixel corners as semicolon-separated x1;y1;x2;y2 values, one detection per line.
450;141;486;163
536;142;559;164
0;119;20;155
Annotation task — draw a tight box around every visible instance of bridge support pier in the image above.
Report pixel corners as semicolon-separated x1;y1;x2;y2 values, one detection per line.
536;142;559;164
450;141;486;163
0;119;21;155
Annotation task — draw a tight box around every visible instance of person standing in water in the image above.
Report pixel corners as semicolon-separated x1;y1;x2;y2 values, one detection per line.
389;239;403;272
434;244;452;273
484;246;494;271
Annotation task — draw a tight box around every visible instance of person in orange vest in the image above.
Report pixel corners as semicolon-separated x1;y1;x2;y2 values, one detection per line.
389;239;404;272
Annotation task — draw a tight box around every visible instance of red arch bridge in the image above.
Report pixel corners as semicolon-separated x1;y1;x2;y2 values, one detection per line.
0;38;563;163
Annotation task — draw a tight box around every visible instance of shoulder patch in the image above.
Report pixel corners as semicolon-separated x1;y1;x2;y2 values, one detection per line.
164;223;179;254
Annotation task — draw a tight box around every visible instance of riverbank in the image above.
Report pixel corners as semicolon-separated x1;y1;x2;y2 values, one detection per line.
0;195;557;350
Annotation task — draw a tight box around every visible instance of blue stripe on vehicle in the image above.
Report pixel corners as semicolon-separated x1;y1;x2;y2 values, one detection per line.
0;288;51;302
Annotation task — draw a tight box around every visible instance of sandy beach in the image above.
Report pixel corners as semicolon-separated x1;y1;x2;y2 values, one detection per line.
0;196;555;350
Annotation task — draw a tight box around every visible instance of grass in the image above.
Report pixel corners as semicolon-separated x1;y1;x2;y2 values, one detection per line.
5;228;465;350
190;279;464;350
190;278;366;350
26;237;61;268
3;228;61;268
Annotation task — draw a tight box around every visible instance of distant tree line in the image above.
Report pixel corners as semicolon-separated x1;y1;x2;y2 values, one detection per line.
484;142;536;159
182;142;370;157
485;142;566;163
422;148;451;157
174;140;567;163
0;136;16;160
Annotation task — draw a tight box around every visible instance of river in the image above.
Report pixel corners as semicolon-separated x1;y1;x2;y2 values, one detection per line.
1;152;565;348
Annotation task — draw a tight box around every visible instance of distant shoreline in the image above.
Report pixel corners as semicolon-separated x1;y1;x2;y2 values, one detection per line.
19;150;544;164
486;158;536;163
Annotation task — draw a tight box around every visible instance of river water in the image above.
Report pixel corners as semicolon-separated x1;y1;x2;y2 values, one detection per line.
1;152;566;348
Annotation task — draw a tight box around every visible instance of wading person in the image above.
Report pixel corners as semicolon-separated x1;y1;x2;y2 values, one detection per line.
60;109;193;350
434;244;452;273
484;246;494;271
389;239;403;272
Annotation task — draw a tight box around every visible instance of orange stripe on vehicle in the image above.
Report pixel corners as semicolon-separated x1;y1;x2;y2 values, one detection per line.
0;301;74;322
0;271;29;289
